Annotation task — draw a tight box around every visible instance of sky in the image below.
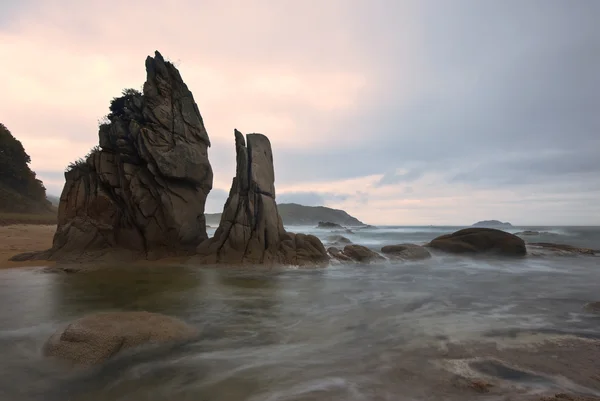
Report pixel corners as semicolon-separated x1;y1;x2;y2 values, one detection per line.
1;0;599;225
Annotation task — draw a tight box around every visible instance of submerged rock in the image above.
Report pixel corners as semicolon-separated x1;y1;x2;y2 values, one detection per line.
528;242;597;256
326;235;352;247
339;244;385;263
44;311;198;366
195;130;328;266
381;243;431;260
427;228;526;256
12;51;213;263
584;302;600;313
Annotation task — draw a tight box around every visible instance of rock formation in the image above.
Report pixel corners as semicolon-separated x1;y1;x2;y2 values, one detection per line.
381;243;431;261
14;51;213;262
195;130;328;266
428;228;527;256
328;244;385;263
44;311;198;366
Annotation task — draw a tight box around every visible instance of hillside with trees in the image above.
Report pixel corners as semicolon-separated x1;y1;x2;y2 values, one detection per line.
0;123;53;216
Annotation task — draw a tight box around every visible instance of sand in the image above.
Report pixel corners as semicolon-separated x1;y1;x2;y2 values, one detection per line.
0;224;55;268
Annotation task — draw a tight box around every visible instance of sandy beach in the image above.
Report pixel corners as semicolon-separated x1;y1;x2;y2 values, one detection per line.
0;224;55;268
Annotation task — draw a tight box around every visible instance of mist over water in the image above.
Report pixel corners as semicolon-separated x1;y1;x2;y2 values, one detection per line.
0;225;599;400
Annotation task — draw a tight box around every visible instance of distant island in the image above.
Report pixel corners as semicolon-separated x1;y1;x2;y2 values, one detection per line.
206;203;364;226
471;220;513;228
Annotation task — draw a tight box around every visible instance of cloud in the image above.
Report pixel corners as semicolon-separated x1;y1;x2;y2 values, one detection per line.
1;0;598;225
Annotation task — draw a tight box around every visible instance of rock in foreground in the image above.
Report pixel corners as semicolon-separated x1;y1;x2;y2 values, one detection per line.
44;311;198;366
381;243;431;260
428;228;526;256
13;51;213;263
195;130;328;266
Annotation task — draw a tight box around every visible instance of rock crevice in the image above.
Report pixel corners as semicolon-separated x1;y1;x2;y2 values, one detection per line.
196;130;328;266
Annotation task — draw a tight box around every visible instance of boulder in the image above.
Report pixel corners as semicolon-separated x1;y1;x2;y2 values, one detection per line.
341;244;385;263
195;130;328;266
12;51;213;262
381;243;431;260
327;246;354;262
326;235;352;247
44;311;198;366
427;228;526;256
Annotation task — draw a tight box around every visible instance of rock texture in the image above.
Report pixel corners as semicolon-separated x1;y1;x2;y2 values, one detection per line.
428;228;527;256
14;51;213;262
195;130;328;266
329;244;385;263
381;243;431;261
44;311;198;366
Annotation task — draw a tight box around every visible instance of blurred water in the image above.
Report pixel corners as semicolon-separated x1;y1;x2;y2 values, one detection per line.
0;226;599;400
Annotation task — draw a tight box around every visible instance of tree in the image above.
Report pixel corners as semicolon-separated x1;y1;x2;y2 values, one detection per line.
0;123;47;202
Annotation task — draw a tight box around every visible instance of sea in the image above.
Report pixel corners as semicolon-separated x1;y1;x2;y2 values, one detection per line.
0;225;599;401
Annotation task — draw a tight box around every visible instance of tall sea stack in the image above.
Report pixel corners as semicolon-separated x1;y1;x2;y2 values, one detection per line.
43;51;213;261
195;130;328;266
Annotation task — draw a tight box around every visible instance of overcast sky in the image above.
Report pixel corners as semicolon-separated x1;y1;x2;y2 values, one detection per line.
1;0;599;225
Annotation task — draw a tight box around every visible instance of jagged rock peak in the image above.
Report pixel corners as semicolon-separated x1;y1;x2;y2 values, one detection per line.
195;130;328;266
14;51;214;263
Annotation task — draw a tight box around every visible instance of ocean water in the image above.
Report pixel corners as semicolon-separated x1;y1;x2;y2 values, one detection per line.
0;225;599;401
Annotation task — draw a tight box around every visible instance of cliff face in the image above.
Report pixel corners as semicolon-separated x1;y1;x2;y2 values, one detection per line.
49;51;213;261
196;130;328;266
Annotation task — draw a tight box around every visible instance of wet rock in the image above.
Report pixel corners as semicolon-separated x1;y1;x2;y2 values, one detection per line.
44;311;198;366
317;221;344;229
537;394;600;401
327;246;354;262
515;230;542;236
11;51;213;263
427;228;526;256
528;243;597;256
195;131;328;266
584;302;600;313
341;244;385;263
327;235;352;247
381;243;431;261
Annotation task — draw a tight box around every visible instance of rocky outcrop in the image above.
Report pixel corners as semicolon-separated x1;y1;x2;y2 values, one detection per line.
428;228;526;256
13;51;213;262
44;311;198;366
329;244;385;263
195;130;328;266
381;243;431;261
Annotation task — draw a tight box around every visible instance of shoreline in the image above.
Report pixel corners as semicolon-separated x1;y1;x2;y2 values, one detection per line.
0;224;55;269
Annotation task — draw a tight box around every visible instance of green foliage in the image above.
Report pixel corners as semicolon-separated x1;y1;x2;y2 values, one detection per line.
108;88;142;119
66;145;101;173
0;123;50;213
